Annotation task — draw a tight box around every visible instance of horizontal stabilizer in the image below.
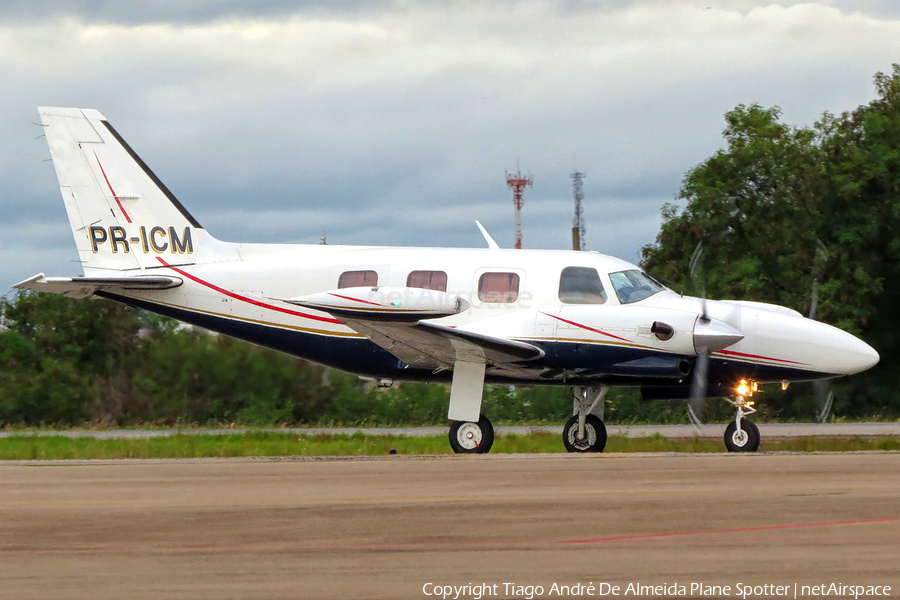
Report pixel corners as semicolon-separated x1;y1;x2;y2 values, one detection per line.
14;273;182;299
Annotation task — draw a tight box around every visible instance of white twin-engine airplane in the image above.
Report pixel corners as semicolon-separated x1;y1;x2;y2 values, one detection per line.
16;107;880;453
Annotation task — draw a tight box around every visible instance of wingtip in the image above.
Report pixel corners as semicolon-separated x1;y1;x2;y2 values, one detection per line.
13;273;46;289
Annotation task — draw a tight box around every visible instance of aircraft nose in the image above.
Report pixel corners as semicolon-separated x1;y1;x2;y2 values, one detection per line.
811;321;879;375
837;333;880;375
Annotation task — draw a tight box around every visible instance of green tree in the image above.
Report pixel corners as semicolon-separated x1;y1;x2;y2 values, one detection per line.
641;65;900;419
0;292;140;424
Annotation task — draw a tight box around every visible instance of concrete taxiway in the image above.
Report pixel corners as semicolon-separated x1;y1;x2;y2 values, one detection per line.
0;453;898;599
2;421;898;439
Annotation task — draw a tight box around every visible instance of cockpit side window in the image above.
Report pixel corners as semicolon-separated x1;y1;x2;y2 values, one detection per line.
558;267;607;304
609;269;666;304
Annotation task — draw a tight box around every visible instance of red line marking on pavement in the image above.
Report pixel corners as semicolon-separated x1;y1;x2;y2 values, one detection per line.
557;517;900;545
2;517;895;555
156;257;341;324
93;150;132;223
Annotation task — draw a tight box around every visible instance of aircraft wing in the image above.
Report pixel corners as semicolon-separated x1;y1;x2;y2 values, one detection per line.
284;287;544;374
13;273;183;299
340;317;544;372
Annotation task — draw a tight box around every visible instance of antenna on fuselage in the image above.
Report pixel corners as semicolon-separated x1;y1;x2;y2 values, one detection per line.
475;220;500;250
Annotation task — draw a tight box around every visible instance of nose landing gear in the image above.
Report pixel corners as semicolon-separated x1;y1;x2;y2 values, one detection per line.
723;383;760;452
562;386;609;452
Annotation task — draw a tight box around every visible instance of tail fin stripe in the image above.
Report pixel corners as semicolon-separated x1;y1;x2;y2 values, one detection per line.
93;150;133;223
101;120;202;229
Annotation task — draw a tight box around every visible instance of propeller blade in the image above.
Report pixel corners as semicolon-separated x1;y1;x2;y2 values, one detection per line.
689;242;708;320
687;403;703;429
809;240;829;321
688;347;709;428
808;240;833;422
688;241;712;430
809;281;819;320
812;239;829;279
814;380;834;423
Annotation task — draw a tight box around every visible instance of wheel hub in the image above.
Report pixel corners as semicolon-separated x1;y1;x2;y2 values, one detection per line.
456;422;483;450
568;424;596;451
731;428;748;447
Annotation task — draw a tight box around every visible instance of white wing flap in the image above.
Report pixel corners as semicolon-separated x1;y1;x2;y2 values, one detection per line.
334;315;544;375
13;273;182;299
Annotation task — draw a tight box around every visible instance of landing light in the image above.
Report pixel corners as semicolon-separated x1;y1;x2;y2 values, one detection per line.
735;379;757;397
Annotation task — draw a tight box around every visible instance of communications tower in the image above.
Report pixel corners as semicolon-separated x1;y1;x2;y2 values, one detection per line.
506;169;533;249
571;170;586;251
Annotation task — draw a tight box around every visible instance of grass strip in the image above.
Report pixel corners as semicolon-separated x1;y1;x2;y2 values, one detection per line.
0;431;898;460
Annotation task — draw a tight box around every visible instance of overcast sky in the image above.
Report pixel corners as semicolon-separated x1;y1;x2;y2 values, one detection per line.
2;1;899;292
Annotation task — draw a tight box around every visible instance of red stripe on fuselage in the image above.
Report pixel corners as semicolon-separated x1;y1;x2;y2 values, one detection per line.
156;257;342;325
543;312;632;343
545;313;807;367
327;292;383;306
715;349;806;366
93;150;132;224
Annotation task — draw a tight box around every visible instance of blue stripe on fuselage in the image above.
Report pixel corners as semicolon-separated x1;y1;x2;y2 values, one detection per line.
96;291;409;378
96;292;830;387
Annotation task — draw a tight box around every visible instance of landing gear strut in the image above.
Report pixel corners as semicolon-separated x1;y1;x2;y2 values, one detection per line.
723;385;760;452
563;386;608;452
449;413;494;454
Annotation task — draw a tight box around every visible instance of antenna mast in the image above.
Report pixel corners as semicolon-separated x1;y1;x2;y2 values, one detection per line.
506;169;533;249
570;170;586;251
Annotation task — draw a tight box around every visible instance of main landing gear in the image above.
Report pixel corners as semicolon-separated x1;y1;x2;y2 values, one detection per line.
448;414;494;454
446;386;611;455
562;386;609;452
723;381;760;452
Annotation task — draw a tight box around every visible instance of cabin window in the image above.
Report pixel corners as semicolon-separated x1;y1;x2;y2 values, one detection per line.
478;272;520;303
559;267;607;304
407;270;448;292
338;270;378;289
609;269;666;304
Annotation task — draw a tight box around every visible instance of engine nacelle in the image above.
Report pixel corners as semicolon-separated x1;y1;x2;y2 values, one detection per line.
284;286;470;321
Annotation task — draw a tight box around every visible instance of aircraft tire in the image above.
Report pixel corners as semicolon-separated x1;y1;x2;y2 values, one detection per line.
724;419;760;452
562;414;607;453
448;414;494;454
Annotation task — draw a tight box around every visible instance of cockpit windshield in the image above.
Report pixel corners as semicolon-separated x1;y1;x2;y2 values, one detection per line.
608;270;666;304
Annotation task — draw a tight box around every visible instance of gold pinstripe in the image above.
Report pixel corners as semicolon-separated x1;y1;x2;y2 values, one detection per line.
148;298;365;338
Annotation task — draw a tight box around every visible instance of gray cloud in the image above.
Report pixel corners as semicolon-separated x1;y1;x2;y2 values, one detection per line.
3;0;900;26
2;1;900;292
0;0;390;25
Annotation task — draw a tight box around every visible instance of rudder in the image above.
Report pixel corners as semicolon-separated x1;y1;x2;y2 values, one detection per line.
38;107;222;273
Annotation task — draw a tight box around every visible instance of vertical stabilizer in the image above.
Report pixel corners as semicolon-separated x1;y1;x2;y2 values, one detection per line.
38;107;226;274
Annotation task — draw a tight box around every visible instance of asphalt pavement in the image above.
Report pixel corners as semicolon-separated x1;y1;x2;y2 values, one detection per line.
1;453;897;599
1;421;898;439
